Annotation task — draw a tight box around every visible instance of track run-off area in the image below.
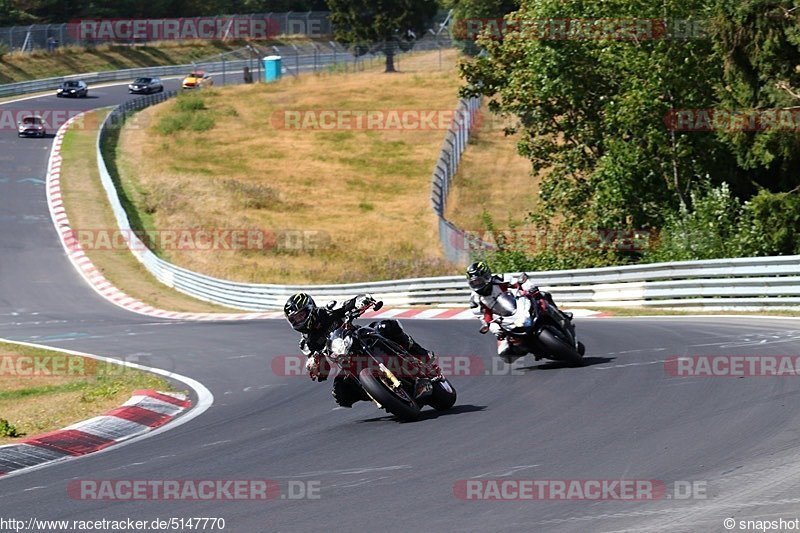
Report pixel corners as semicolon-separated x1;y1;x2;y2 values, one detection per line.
1;77;800;533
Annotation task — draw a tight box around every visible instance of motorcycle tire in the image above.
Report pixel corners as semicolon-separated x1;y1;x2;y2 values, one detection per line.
538;327;584;367
358;368;421;421
428;378;457;411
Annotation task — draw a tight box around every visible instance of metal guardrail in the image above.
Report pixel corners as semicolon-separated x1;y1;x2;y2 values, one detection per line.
0;42;348;98
90;56;800;311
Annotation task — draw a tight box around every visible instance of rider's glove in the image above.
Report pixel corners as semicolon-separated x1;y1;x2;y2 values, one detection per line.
305;354;327;382
355;293;375;310
489;322;502;335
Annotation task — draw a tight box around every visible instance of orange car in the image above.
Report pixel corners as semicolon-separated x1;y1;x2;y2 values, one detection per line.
181;71;213;89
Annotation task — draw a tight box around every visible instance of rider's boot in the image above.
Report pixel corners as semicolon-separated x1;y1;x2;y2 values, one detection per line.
414;377;433;401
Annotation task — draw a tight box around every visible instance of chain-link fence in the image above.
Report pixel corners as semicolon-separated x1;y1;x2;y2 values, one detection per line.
0;12;334;51
430;97;491;264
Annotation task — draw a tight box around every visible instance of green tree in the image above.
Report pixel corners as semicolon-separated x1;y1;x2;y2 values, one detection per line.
709;0;800;194
443;0;519;54
325;0;438;72
0;0;36;25
461;0;728;232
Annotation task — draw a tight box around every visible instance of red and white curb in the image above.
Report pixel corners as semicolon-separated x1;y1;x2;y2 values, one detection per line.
44;114;607;322
45;113;277;322
0;390;190;477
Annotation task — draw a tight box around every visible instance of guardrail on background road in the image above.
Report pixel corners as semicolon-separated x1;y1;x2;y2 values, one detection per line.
92;66;800;312
0;36;452;98
0;42;357;98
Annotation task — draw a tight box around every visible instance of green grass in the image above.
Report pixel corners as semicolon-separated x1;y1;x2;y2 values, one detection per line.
155;94;216;134
0;341;174;443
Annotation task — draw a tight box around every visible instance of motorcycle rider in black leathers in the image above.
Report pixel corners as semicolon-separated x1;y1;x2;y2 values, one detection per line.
284;292;436;407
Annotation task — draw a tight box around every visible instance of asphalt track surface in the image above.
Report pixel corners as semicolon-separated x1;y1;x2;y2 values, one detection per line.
1;79;800;533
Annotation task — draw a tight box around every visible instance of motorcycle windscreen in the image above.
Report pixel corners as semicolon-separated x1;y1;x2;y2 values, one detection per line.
490;292;517;317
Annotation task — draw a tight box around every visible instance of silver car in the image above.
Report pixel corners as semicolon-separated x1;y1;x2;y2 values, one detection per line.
18;115;46;137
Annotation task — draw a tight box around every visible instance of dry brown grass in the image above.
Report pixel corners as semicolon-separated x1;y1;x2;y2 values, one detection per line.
60;109;232;312
0;341;170;444
444;112;539;232
115;49;465;284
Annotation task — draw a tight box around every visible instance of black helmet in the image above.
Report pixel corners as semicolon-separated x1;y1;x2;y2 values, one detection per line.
284;292;316;332
466;261;493;295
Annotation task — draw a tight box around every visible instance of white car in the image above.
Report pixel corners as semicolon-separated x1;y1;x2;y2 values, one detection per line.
17;115;46;137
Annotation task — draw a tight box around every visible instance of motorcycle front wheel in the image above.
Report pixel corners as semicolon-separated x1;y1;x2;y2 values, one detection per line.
359;368;421;421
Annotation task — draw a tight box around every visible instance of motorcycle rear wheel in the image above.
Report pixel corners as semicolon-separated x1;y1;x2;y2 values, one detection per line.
428;378;457;411
538;327;584;367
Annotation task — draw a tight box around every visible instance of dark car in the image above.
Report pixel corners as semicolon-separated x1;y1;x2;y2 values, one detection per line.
128;77;164;94
56;80;88;98
17;115;46;137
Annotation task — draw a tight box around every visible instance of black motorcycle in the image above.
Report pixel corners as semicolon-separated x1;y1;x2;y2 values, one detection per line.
323;300;457;421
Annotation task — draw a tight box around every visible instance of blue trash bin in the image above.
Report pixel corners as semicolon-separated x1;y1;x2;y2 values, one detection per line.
263;55;282;83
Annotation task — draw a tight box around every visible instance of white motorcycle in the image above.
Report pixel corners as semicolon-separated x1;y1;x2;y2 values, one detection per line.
482;277;585;366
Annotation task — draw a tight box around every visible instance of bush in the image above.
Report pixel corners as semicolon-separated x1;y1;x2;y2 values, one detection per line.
0;418;23;438
643;182;744;263
740;189;800;256
189;114;215;132
154;114;187;135
175;95;206;112
471;211;639;272
155;95;214;134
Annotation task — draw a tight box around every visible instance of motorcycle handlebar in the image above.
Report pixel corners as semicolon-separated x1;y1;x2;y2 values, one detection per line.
345;299;384;321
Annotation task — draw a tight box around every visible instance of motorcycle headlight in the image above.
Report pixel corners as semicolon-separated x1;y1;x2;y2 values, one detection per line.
330;336;352;356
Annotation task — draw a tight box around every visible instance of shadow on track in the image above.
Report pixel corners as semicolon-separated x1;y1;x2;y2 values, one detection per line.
56;95;100;99
357;404;487;424
518;356;615;372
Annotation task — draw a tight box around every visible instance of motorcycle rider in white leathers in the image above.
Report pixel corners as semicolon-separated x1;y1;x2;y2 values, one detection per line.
466;261;572;362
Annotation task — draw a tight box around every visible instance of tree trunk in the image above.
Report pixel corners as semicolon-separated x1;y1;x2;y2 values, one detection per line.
385;48;396;73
